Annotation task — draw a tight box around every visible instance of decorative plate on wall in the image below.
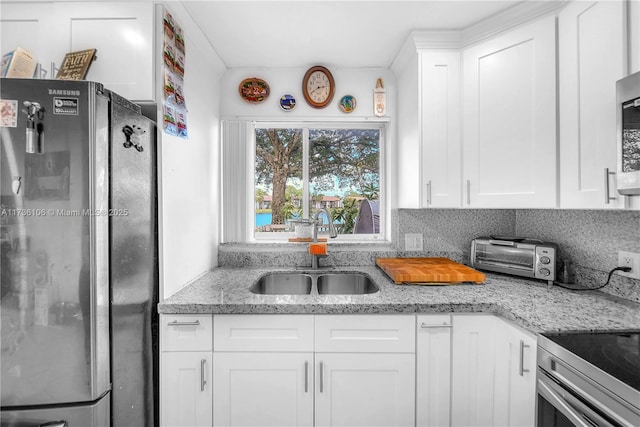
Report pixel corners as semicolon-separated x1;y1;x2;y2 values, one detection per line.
279;94;296;111
238;77;270;103
339;95;357;113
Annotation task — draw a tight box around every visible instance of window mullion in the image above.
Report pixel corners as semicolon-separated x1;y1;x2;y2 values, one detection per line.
302;127;310;219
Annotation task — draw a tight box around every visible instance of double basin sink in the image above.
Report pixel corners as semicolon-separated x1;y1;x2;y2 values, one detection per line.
250;272;379;295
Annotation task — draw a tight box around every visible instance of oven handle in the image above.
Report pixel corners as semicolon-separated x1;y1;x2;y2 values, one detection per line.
538;374;618;427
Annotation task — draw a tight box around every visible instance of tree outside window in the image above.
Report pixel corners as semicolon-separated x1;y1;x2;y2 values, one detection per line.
254;125;381;237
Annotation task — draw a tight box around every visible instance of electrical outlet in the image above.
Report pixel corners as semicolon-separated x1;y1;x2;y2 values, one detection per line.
617;251;640;280
405;233;423;251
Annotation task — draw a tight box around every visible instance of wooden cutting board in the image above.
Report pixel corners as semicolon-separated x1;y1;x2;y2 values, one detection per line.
376;257;486;285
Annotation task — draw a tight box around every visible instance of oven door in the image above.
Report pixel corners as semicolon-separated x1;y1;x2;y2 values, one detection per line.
471;240;536;276
537;369;624;427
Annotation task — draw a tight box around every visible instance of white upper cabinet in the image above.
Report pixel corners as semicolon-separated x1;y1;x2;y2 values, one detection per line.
462;16;557;208
0;2;155;101
559;1;627;208
0;3;56;75
421;51;463;208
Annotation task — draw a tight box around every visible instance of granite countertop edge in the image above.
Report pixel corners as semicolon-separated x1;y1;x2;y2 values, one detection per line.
158;266;640;335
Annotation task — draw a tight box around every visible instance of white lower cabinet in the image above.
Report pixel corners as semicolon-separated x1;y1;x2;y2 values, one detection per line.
416;314;452;427
160;314;213;427
212;352;313;427
315;353;415;427
162;352;213;427
492;317;537;427
450;314;537;427
211;314;415;427
160;313;537;427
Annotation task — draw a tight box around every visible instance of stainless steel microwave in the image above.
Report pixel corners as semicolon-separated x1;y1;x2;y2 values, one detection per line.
617;71;640;195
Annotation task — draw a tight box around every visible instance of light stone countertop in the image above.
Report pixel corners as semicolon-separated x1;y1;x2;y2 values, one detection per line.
158;266;640;334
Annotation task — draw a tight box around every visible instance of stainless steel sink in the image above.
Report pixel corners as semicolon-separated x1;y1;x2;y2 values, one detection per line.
250;272;378;295
250;273;312;295
317;273;379;295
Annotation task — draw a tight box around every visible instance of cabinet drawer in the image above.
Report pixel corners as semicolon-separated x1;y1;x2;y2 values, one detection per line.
315;315;415;353
161;314;213;352
214;315;314;352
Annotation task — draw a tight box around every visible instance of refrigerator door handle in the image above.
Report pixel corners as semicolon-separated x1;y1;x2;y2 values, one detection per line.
40;422;68;427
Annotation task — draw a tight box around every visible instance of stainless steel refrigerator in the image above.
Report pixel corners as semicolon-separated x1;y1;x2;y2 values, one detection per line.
0;78;158;427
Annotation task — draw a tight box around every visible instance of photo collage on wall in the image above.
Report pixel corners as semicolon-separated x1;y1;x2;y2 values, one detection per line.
162;11;188;139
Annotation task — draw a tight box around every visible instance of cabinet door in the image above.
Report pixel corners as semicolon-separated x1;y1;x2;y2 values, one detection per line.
416;315;452;427
421;51;462;208
53;2;155;101
0;2;58;77
493;318;537;427
315;353;415;427
463;16;557;208
451;315;497;427
212;352;314;427
559;1;627;208
161;352;212;427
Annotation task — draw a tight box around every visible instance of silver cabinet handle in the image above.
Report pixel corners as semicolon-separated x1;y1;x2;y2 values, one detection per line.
420;322;452;328
40;422;67;427
466;180;471;205
604;168;616;204
519;340;530;376
304;361;309;393
319;361;324;393
200;359;207;391
168;320;200;326
426;180;432;206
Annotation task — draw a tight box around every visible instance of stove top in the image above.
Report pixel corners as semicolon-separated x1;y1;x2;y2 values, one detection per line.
542;331;640;392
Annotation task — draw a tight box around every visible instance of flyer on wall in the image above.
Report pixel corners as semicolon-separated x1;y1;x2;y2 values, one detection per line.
162;10;188;139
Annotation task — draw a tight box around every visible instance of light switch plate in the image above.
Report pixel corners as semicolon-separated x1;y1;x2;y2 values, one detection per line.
405;233;423;251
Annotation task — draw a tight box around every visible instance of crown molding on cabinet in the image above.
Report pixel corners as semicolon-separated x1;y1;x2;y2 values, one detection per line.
461;0;568;47
391;0;568;72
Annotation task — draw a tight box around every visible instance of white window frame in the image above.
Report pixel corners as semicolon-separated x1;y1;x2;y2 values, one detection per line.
250;120;387;242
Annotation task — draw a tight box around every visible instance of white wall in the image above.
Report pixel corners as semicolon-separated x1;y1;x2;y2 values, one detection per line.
158;3;225;299
220;67;395;120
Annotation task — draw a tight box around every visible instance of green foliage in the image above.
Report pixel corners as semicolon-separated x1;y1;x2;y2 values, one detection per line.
281;203;302;220
361;182;379;200
309;129;380;194
331;197;359;234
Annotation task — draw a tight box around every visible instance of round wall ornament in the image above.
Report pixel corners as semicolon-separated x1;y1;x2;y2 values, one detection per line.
238;77;270;103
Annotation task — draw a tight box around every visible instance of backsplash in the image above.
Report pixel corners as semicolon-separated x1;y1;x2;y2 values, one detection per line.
515;209;640;302
395;208;640;302
219;208;639;302
392;209;516;261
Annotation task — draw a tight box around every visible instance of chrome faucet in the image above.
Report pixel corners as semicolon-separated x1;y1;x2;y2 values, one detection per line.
311;207;337;268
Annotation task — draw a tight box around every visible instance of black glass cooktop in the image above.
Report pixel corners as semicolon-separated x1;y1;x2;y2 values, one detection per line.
543;331;640;392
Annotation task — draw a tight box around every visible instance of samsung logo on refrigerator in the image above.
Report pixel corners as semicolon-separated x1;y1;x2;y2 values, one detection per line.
48;88;80;96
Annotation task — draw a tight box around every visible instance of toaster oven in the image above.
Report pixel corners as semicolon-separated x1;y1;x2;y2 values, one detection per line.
470;237;558;285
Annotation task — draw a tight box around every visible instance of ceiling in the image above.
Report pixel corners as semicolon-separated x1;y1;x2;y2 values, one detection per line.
181;0;526;69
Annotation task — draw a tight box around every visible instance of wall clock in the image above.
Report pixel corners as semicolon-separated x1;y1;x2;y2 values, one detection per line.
302;65;335;108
